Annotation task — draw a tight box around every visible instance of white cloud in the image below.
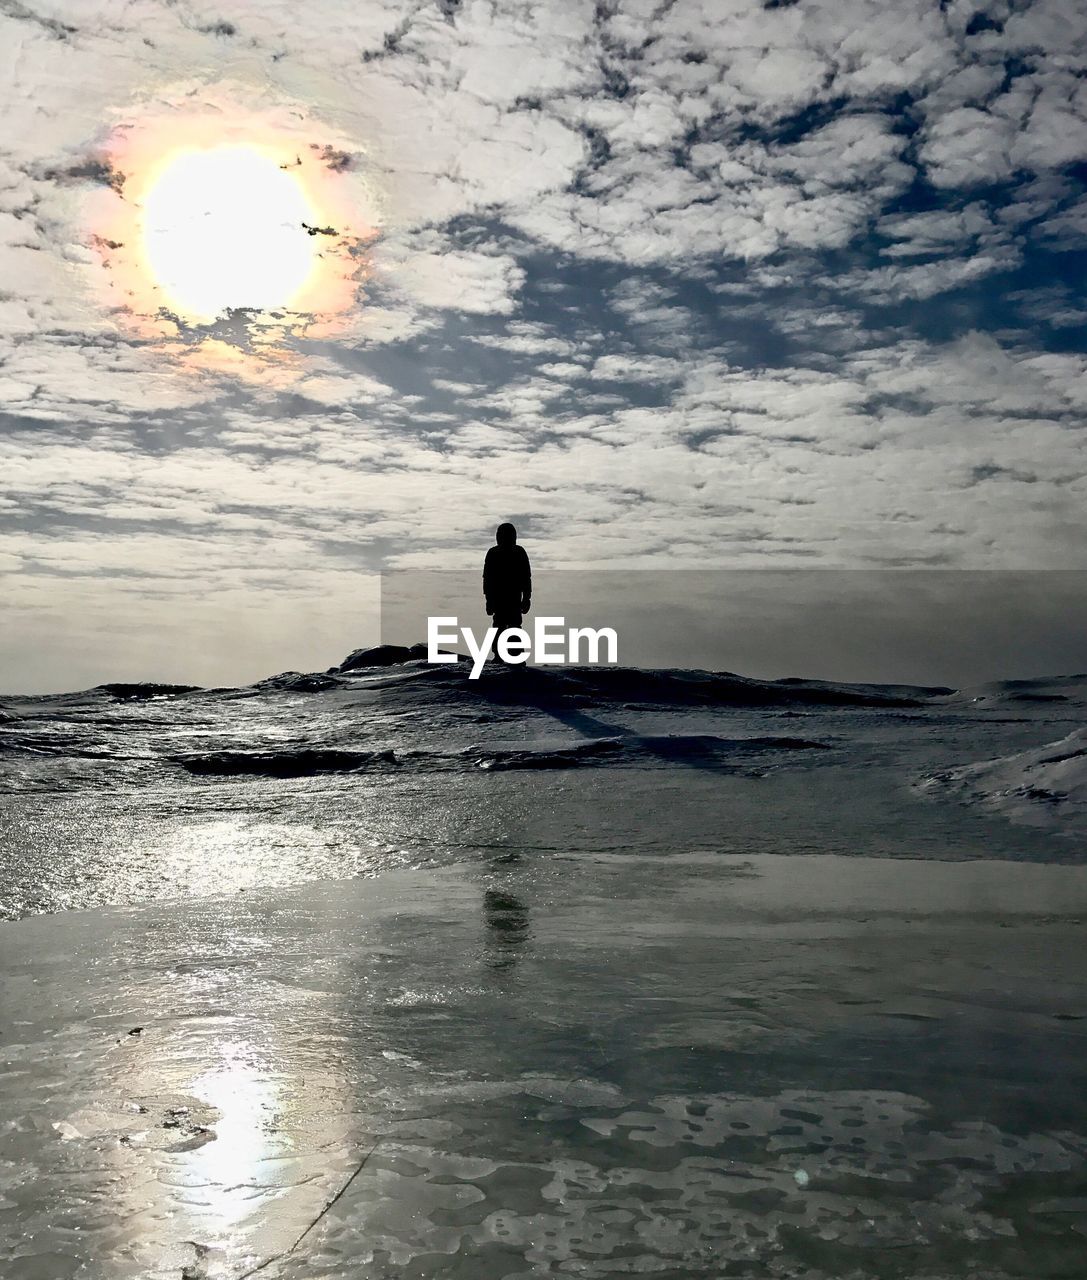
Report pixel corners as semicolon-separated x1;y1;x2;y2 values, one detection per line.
829;247;1021;302
1;0;1085;687
919;107;1014;188
373;232;526;314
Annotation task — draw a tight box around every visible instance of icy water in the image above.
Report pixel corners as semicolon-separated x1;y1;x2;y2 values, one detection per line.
1;662;1086;1277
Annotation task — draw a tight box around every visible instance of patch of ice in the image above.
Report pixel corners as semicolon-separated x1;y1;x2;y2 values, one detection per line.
269;1087;1084;1279
921;728;1087;833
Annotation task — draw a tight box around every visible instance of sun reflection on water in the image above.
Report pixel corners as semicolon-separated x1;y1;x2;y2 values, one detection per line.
186;1040;289;1237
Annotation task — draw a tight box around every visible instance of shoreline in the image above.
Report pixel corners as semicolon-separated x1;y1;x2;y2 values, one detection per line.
5;849;1087;929
5;838;1087;934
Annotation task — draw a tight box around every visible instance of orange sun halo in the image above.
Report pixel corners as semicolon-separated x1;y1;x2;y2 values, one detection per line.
86;105;373;364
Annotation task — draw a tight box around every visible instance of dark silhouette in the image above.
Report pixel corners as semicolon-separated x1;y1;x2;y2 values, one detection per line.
484;522;532;660
482;888;530;971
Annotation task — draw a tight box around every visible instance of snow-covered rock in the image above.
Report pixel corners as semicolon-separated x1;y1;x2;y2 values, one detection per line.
923;729;1087;833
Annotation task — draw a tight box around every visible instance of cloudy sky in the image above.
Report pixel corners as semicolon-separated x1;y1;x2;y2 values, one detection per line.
1;0;1085;690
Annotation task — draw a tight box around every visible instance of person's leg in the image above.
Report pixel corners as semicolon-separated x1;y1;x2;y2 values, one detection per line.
490;611;523;661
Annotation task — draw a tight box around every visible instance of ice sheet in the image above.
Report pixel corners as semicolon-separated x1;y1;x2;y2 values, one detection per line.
2;854;1086;1279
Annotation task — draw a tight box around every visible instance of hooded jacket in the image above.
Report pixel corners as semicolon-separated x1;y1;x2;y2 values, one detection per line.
484;535;531;615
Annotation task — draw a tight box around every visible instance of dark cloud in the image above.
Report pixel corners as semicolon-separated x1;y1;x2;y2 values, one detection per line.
0;0;75;40
197;20;237;38
42;158;125;193
311;143;354;172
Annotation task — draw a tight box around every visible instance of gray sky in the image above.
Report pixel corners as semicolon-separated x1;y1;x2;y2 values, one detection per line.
383;570;1087;687
1;0;1086;692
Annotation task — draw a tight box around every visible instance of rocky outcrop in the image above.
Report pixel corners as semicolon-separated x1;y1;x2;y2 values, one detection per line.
253;671;344;693
335;643;430;673
95;682;202;701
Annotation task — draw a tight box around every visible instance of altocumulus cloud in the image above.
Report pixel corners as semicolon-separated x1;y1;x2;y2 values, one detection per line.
0;0;1084;689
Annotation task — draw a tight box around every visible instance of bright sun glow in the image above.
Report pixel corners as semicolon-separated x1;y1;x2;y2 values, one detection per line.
88;97;374;364
142;145;320;322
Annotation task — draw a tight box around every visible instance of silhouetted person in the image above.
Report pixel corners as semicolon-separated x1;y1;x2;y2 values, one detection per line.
484;522;531;660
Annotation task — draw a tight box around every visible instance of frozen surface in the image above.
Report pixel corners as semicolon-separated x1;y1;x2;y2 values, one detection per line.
922;727;1087;833
2;665;1086;920
2;662;1086;1276
3;856;1087;1279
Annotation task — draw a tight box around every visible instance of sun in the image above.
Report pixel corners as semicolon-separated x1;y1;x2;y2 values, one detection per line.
141;145;320;322
86;95;377;357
